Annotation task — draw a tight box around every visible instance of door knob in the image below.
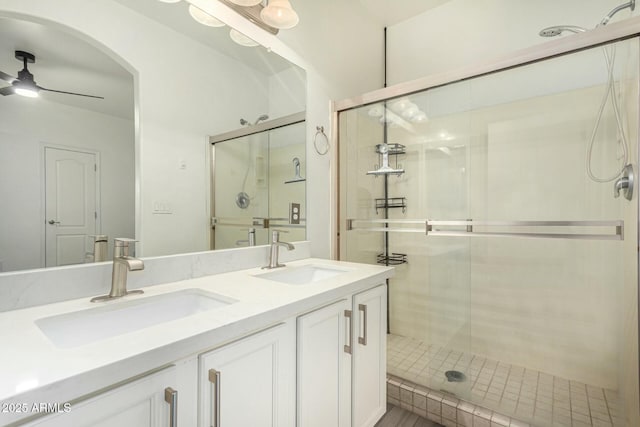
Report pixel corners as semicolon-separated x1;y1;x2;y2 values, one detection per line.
48;220;60;225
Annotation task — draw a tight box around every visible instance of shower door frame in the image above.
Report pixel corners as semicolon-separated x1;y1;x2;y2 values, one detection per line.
333;13;640;423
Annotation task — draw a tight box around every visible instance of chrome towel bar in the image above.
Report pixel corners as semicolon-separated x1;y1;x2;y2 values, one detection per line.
346;219;624;241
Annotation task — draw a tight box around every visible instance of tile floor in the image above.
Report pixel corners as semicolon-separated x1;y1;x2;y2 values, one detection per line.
387;334;621;427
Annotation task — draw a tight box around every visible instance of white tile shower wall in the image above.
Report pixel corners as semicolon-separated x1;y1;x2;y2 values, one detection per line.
0;241;311;312
387;84;624;388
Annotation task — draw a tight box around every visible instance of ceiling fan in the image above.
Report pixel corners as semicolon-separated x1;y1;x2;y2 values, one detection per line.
0;50;104;99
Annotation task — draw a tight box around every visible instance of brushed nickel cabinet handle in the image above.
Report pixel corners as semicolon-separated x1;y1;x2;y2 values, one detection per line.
358;304;368;346
164;387;178;427
209;369;221;427
344;309;352;354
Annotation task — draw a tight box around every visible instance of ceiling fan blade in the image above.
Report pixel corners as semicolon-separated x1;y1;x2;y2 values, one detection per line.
0;86;15;96
0;70;17;84
38;86;104;99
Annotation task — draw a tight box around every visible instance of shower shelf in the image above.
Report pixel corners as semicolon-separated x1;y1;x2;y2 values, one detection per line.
367;143;409;268
377;252;407;265
367;143;406;176
375;197;407;213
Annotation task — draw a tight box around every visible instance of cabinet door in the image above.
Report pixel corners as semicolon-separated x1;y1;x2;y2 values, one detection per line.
22;366;179;427
199;320;295;427
297;298;352;427
353;284;387;427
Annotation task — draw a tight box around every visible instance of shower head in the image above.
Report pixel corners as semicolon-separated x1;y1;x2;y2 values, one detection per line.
254;114;269;125
539;1;635;37
539;25;587;37
600;0;635;26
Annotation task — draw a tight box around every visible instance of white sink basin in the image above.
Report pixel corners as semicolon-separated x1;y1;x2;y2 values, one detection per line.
36;289;237;349
257;264;350;285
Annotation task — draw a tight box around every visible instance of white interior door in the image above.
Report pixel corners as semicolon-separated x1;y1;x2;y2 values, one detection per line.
45;147;97;267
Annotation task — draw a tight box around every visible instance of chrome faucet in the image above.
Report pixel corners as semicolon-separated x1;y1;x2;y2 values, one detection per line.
262;230;294;269
91;238;144;302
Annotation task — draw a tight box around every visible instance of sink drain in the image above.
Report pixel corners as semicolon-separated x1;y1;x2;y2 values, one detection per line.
445;370;466;382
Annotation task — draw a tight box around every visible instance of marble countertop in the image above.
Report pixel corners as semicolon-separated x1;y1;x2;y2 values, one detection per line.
0;258;393;425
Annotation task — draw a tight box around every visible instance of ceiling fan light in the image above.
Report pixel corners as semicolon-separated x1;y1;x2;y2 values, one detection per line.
14;86;39;98
227;0;262;6
188;5;226;27
260;0;299;29
229;29;259;47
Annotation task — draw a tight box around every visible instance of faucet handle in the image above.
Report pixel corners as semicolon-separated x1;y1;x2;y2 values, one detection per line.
114;238;137;256
114;237;137;246
271;229;289;242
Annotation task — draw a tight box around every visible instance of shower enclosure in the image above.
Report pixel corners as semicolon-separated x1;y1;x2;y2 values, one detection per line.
338;32;639;427
210;113;306;250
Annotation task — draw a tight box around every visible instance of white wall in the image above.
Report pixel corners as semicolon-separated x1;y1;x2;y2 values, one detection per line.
0;96;133;272
386;0;635;85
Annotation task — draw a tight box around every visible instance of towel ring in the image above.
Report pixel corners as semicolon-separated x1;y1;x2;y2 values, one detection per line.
314;126;330;155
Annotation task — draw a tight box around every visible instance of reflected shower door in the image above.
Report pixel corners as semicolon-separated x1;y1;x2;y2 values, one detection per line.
212;132;270;249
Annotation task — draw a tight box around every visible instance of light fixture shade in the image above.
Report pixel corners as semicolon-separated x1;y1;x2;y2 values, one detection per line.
260;0;299;29
14;83;39;98
228;0;262;6
188;5;225;27
157;0;181;3
229;29;259;47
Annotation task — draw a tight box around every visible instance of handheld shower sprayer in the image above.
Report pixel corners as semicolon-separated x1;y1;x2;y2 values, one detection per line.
538;0;635;184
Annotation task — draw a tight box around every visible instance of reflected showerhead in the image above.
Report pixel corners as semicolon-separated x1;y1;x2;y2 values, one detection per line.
254;114;269;125
539;25;587;37
240;115;269;126
539;0;635;37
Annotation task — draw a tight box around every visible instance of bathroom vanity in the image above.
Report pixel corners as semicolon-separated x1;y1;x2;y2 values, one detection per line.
0;258;392;427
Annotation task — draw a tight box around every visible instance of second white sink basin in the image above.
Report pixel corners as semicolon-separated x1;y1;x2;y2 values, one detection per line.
36;289;237;349
257;264;350;285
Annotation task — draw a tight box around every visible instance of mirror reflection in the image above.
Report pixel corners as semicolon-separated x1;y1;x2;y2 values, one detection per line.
0;0;306;273
212;116;306;250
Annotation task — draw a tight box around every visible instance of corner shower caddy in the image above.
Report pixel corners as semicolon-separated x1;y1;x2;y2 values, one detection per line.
367;142;408;266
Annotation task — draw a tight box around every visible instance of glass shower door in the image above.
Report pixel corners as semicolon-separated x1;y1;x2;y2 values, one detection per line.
339;84;475;400
212;132;270;249
340;36;638;427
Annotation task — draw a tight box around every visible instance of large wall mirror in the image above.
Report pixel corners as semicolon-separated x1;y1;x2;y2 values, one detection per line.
0;0;306;274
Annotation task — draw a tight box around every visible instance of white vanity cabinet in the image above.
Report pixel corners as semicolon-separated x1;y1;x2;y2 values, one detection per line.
297;284;387;427
21;362;197;427
198;320;296;427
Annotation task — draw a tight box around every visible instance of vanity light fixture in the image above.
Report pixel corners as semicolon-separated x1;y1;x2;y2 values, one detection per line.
188;4;226;27
218;0;279;35
228;0;262;6
229;28;259;46
260;0;299;29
